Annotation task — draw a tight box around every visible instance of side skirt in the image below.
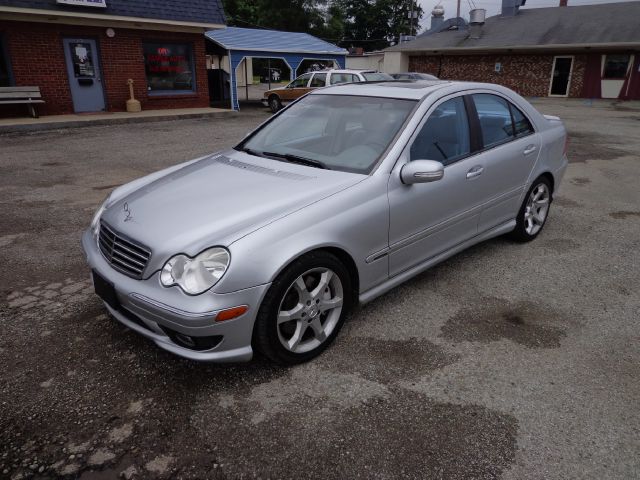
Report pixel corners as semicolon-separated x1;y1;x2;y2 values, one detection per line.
358;219;516;304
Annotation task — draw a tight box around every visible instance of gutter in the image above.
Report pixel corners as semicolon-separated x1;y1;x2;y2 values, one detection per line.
0;6;226;33
386;42;640;55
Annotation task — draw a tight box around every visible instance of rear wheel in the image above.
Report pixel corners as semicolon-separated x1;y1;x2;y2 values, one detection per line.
253;251;352;365
510;176;552;242
268;95;282;113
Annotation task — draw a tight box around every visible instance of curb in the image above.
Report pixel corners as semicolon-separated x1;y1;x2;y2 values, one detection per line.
0;110;238;134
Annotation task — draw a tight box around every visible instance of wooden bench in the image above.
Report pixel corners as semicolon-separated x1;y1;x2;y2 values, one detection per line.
0;86;45;118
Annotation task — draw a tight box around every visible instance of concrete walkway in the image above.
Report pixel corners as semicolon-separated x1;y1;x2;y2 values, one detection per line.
0;107;235;133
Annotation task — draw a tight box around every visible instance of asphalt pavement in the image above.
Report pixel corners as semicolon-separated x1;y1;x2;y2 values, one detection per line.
0;99;638;479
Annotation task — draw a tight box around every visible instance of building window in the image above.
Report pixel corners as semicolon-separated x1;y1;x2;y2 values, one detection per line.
603;54;630;79
0;35;13;87
143;42;195;94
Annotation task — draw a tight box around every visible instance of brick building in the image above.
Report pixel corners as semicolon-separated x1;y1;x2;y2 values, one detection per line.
384;0;640;100
0;0;225;116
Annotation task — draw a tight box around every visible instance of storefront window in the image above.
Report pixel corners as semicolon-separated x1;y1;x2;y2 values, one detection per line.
143;42;195;94
603;54;630;79
0;35;13;87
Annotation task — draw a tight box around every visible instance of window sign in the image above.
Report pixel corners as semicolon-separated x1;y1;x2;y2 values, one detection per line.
69;42;95;78
56;0;107;8
143;43;195;93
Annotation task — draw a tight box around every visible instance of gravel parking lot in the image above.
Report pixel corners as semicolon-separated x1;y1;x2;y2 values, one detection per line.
1;99;639;480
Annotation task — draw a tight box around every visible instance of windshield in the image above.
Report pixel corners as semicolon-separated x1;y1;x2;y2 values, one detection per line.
362;72;394;81
238;94;416;174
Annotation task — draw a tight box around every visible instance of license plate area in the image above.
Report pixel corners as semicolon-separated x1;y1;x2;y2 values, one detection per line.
92;270;119;310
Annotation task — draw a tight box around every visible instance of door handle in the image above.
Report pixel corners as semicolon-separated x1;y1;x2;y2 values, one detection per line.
466;165;484;179
523;144;537;155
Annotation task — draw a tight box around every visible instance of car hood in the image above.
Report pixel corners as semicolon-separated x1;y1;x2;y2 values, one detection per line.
100;150;364;275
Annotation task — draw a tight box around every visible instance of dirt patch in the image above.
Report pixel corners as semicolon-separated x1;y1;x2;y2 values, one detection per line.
571;177;591;186
609;211;640;219
41;161;69;167
542;238;581;254
320;336;457;383
567;132;628;163
440;298;570;349
554;196;580;208
192;388;518;480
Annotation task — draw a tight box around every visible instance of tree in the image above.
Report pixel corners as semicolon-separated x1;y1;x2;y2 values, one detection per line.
220;0;422;52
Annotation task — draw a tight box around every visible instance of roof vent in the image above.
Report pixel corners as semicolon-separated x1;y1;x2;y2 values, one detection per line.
469;8;486;39
501;0;526;17
431;4;445;30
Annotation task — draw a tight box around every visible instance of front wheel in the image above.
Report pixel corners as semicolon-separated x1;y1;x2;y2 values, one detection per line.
268;95;281;113
510;176;552;242
253;251;352;365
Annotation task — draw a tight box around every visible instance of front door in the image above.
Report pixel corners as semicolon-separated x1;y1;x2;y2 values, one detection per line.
549;56;573;96
387;95;482;277
280;73;313;101
63;38;105;113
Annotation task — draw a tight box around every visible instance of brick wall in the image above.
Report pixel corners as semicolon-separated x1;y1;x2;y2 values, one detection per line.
409;53;588;98
0;20;210;116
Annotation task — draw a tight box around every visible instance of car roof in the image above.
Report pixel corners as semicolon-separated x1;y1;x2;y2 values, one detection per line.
309;80;518;101
314;69;378;74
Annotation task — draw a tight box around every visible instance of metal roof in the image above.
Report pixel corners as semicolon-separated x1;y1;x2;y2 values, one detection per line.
386;1;640;53
0;0;226;25
205;27;347;55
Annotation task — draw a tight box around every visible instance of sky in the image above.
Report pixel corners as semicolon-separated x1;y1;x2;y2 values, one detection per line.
416;0;635;32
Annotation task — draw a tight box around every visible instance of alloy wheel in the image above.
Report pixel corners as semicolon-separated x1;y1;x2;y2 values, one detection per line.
524;183;550;235
276;267;343;354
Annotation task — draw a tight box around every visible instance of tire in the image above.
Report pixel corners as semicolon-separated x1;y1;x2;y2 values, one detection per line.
253;251;353;365
509;176;553;242
268;95;281;113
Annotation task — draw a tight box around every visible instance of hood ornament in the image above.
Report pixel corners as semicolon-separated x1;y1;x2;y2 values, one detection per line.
123;202;133;222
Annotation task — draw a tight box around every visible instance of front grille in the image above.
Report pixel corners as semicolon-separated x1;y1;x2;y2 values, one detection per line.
98;222;151;279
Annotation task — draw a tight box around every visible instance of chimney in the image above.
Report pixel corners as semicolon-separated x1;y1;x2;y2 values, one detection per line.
501;0;526;17
430;4;445;31
559;0;567;6
469;8;486;39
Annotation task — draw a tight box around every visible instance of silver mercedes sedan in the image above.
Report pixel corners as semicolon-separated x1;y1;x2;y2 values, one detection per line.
82;81;568;365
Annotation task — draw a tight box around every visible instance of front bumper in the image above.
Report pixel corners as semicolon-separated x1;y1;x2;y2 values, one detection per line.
81;229;270;362
261;98;269;107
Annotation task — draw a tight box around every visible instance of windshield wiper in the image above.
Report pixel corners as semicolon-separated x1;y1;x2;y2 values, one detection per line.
262;151;330;170
238;146;265;158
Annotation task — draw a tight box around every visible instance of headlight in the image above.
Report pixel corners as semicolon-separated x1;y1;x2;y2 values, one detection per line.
160;247;230;295
90;194;112;237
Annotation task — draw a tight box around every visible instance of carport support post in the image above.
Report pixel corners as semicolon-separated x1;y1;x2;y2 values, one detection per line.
245;58;249;101
268;58;271;90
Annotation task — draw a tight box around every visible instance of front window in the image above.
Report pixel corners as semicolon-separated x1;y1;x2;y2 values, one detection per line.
237;94;417;174
288;74;312;88
361;72;393;81
410;97;470;166
143;42;195;94
603;54;630;79
0;35;13;87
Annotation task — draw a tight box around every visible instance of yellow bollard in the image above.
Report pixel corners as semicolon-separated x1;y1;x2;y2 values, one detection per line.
126;79;142;112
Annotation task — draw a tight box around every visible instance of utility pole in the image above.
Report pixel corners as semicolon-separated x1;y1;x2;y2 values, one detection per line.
457;0;461;18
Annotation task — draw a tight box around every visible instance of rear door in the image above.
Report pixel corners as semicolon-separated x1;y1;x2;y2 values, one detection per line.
467;93;541;232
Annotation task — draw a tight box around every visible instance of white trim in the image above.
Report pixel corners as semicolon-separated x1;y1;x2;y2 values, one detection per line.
548;55;574;97
204;37;346;56
0;6;225;31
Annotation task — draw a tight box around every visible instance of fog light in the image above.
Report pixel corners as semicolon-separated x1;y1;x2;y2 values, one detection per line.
215;305;248;322
174;333;196;348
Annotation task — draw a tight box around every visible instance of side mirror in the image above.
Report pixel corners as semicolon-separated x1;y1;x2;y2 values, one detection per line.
400;160;444;184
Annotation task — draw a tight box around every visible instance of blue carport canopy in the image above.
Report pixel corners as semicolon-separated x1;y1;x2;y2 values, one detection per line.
205;27;347;110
